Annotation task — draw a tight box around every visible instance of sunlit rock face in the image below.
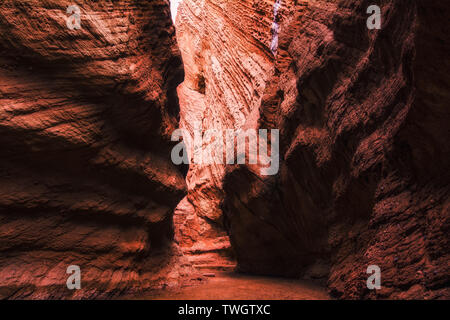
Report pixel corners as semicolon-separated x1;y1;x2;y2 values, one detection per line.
1;0;447;300
173;0;283;270
176;0;449;299
0;0;192;299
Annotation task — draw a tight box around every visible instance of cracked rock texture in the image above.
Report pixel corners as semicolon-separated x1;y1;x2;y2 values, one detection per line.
177;0;449;299
0;0;192;299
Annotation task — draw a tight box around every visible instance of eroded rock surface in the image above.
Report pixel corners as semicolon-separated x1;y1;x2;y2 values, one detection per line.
173;0;280;271
176;0;449;299
0;0;191;299
1;0;448;300
223;0;450;299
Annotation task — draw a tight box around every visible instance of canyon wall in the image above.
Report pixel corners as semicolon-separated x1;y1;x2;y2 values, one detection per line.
0;0;447;300
0;0;191;298
173;0;279;271
177;0;449;299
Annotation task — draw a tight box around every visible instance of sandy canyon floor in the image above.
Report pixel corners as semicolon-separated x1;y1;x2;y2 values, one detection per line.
134;272;329;300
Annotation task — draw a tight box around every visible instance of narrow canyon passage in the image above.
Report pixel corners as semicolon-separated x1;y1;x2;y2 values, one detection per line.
0;0;447;300
160;0;333;299
165;0;450;300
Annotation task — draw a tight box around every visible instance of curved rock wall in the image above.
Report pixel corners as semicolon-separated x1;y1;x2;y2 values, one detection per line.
0;0;190;299
176;0;449;299
1;0;447;300
222;0;449;299
173;0;279;270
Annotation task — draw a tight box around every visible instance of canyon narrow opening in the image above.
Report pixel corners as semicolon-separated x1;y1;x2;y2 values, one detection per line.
164;0;330;300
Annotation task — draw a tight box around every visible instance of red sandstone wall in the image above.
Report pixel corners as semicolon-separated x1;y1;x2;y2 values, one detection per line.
221;0;449;299
173;0;278;271
0;0;191;299
175;0;449;299
0;0;447;300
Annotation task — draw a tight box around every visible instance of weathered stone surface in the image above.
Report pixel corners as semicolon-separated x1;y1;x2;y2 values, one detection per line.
176;0;449;299
1;0;448;300
0;0;191;299
174;197;234;273
173;0;279;270
223;0;449;299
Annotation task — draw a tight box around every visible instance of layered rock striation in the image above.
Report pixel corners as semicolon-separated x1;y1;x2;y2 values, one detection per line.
0;0;190;299
173;0;281;271
0;0;448;300
176;0;449;299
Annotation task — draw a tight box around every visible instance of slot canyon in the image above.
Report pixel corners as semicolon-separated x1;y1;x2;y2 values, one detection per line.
0;0;448;300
